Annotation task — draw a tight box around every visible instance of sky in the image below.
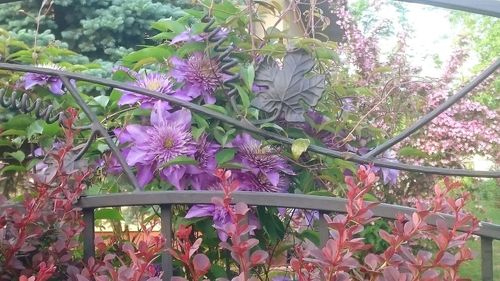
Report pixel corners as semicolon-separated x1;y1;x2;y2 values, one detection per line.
377;1;462;77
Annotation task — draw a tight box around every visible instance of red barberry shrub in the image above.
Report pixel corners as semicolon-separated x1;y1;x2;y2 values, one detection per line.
171;167;478;280
0;108;90;279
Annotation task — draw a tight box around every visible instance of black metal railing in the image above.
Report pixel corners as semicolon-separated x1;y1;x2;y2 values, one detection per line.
77;191;500;281
0;1;499;280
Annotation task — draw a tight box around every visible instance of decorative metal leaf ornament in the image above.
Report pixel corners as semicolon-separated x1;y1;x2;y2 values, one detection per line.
252;49;325;122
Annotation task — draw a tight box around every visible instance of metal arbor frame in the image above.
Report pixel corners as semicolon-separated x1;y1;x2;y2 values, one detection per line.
1;59;499;281
0;1;499;280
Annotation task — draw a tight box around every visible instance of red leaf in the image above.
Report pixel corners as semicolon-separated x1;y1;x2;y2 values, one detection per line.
382;266;403;281
379;229;394;244
193;253;211;276
189;238;203;258
250;250;269;265
438;252;457;266
234;202;250;215
364;253;378;270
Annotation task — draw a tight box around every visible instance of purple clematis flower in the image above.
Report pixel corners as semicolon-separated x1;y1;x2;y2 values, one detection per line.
118;72;191;109
186;134;220;190
341;97;355;112
185;181;259;241
169;52;224;104
117;102;197;189
186;202;232;241
23;63;65;95
171;27;229;45
236;171;290;193
371;150;400;186
230;133;293;191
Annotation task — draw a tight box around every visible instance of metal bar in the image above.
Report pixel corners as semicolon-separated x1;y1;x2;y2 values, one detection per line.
481;237;493;281
77;191;500;240
59;76;140;190
318;211;329;247
364;59;500;159
396;0;500;18
0;63;498;178
82;208;95;262
160;204;173;281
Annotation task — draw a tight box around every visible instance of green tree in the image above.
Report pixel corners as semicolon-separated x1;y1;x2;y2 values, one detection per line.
0;0;187;61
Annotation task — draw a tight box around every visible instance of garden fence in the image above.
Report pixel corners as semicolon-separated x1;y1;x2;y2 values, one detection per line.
0;0;499;280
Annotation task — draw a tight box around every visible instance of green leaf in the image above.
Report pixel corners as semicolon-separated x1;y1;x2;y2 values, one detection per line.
151;32;175;41
210;0;240;21
85;184;102;196
209;264;226;279
241;63;255;89
235;85;250;110
27;120;44;139
192;127;205;140
217;162;244;169
256;206;285;244
0;165;26;174
0;139;13;147
216;148;236;165
291;138;310;160
297;229;320;246
94;95;110;108
26;159;40;170
363;193;378;202
42;122;61;137
315;47;339;61
122;46;173;68
195;218;218;242
192;113;209;129
94;208;124;221
176;42;206;57
4;115;34;130
151;19;186;33
6;151;25;162
213;126;234;146
259;123;288;136
1;129;27;136
157;156;198;170
97;143;109;153
203;104;228;115
398;147;428;158
307;190;334;197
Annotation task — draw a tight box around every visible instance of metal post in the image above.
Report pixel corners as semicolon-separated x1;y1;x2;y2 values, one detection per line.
161;204;173;281
481;237;493;281
82;208;95;262
318;211;329;247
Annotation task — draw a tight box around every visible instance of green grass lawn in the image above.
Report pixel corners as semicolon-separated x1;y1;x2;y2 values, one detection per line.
459;179;500;280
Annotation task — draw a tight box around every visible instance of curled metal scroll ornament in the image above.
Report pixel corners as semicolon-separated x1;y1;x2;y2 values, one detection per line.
252;49;325;123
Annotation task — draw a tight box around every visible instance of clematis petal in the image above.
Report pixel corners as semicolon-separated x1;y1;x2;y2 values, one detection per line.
24;74;45;90
118;92;143;106
162;166;187;190
266;171;280;186
124;125;150;142
48;79;65;95
151;101;171;127
137;164;155;188
166;108;192;129
185;204;215;218
126;148;149;165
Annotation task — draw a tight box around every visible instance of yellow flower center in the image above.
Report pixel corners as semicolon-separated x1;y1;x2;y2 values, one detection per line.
164;138;175;149
147;80;161;91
